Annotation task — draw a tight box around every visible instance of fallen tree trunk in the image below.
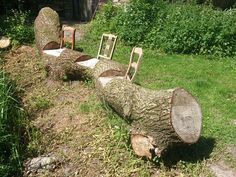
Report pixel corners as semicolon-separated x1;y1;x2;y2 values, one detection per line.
95;78;202;158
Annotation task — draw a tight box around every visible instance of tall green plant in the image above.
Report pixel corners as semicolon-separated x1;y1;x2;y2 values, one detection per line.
114;0;158;45
0;71;24;176
0;10;34;45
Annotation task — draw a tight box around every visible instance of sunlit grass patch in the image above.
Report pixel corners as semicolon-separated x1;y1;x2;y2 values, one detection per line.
77;33;236;176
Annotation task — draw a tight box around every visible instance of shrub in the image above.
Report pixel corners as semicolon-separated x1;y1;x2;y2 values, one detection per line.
90;2;123;38
0;10;34;45
145;5;236;56
114;0;159;45
92;1;236;57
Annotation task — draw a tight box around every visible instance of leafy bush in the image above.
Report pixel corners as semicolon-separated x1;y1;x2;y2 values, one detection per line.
92;1;236;57
0;71;25;176
0;10;34;45
90;2;123;38
146;5;236;56
114;0;159;45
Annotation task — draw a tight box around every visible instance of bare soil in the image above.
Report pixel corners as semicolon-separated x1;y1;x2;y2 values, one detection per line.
4;46;98;176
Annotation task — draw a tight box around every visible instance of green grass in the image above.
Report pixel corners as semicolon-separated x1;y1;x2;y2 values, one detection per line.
77;33;236;176
0;71;24;176
0;68;42;177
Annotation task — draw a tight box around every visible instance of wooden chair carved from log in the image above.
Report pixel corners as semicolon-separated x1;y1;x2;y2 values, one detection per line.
76;33;117;69
125;47;143;82
97;33;117;60
60;25;76;50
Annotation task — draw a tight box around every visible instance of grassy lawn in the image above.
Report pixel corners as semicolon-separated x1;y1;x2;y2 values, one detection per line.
77;32;236;176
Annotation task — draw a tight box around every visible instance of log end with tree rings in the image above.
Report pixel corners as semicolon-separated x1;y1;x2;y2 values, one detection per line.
171;88;202;144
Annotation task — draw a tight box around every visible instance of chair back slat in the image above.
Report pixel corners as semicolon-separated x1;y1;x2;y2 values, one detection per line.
125;47;143;82
97;34;117;60
60;25;76;50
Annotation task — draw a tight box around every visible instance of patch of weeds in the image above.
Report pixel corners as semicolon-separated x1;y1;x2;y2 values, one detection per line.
100;102;132;152
79;102;91;113
31;95;52;111
25;125;44;157
78;94;102;114
58;127;76;143
84;79;95;88
195;79;211;88
0;71;39;176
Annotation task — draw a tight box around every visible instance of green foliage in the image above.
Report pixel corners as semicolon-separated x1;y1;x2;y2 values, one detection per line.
0;71;24;176
146;5;236;56
115;0;159;45
90;2;123;37
92;1;236;57
0;10;34;45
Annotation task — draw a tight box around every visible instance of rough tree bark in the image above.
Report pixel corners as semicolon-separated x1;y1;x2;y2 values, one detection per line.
34;7;61;52
34;7;93;80
34;7;202;159
42;49;92;80
95;78;202;158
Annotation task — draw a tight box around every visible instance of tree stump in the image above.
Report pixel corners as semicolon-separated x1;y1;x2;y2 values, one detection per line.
34;7;61;53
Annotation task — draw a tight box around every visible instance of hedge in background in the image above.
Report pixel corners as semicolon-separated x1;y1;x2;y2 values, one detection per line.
91;0;236;57
146;4;236;56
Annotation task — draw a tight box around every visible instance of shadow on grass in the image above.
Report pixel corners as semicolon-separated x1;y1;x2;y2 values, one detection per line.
74;46;84;52
161;136;215;167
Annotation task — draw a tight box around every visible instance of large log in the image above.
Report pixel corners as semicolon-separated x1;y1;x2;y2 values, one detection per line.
34;7;94;80
34;7;61;52
95;78;202;158
42;49;93;80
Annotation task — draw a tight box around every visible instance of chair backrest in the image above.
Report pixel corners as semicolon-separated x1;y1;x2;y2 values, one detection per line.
125;47;143;82
60;25;76;50
97;33;117;60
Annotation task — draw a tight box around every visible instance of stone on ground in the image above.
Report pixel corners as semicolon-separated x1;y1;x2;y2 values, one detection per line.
0;36;11;49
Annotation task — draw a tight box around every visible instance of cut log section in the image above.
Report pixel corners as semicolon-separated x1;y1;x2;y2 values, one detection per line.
42;48;93;80
34;7;61;52
0;36;11;49
95;78;202;158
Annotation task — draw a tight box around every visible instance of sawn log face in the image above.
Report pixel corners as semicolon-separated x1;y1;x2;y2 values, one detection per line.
99;79;183;151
